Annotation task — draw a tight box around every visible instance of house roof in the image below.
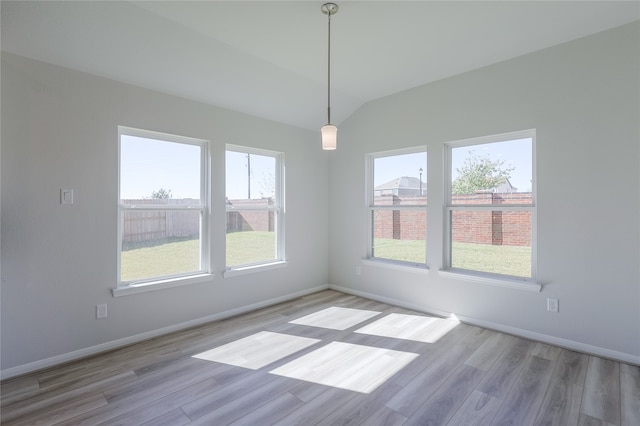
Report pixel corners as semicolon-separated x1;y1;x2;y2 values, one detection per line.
375;177;425;191
494;178;517;193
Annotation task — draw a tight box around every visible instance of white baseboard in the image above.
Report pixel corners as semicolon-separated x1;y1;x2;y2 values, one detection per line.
1;285;329;380
329;284;640;366
5;283;636;380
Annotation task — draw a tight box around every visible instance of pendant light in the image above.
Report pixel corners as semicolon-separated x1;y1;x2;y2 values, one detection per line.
321;2;338;150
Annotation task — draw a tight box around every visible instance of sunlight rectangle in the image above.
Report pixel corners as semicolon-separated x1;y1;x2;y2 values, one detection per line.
192;331;319;370
355;313;459;343
270;342;418;394
289;307;381;330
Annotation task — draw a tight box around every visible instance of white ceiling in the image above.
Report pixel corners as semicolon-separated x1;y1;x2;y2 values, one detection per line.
2;1;639;131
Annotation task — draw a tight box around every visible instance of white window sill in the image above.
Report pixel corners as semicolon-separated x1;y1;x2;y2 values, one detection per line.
438;269;541;292
362;258;429;274
223;261;288;278
112;273;215;297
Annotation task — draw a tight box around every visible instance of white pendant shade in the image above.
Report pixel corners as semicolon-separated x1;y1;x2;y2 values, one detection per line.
321;124;337;150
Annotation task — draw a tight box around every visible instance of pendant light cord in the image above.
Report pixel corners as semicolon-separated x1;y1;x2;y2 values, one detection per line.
327;11;332;125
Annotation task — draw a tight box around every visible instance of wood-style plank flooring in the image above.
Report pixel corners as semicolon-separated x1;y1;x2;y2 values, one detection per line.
2;290;639;425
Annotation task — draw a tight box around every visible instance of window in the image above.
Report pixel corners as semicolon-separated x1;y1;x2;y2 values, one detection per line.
367;148;427;267
445;130;535;281
225;145;284;271
117;127;210;291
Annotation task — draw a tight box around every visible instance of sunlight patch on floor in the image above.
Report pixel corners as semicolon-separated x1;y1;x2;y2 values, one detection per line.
269;341;418;393
289;306;381;330
192;331;320;369
355;313;459;343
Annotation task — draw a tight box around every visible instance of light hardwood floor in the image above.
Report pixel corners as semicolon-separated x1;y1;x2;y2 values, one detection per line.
1;290;639;425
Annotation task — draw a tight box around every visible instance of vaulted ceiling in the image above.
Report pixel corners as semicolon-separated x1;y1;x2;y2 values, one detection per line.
2;1;639;130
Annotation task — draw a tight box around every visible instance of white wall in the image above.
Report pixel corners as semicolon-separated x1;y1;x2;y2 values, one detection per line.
2;22;638;379
328;22;640;362
1;53;329;376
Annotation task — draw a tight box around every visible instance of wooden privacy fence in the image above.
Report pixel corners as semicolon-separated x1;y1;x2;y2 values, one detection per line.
121;199;200;243
121;198;274;243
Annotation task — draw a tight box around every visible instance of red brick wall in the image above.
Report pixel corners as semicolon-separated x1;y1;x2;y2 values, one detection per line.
226;198;274;232
372;195;427;241
373;192;532;246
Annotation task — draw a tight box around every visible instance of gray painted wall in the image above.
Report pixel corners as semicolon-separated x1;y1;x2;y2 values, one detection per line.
328;22;640;362
2;22;639;377
1;53;329;374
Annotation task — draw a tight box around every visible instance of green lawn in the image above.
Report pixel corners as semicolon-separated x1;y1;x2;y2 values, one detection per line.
373;239;426;264
451;241;531;277
120;232;275;282
374;239;531;277
121;237;200;282
121;234;530;282
226;231;276;267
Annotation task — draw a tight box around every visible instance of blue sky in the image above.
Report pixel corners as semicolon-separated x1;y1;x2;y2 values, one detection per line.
373;137;532;192
120;135;201;200
374;152;427;187
121;135;532;200
451;137;533;192
226;151;275;200
120;136;276;201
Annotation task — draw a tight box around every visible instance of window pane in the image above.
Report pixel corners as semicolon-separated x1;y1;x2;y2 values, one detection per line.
451;138;532;204
373;152;427;204
120;135;201;202
121;210;202;282
450;210;531;278
226;209;276;267
226;151;276;200
226;148;281;269
372;209;426;264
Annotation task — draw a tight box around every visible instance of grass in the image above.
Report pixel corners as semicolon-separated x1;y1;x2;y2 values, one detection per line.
121;237;200;282
373;239;426;264
451;241;531;277
120;232;275;282
226;231;276;267
121;234;530;282
374;239;531;277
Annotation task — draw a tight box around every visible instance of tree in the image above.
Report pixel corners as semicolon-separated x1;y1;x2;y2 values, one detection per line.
258;170;275;198
452;151;514;195
150;188;172;199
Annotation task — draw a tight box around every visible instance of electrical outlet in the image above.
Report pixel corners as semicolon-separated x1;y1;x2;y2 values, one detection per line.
60;189;74;205
355;266;361;275
96;304;108;319
547;298;559;313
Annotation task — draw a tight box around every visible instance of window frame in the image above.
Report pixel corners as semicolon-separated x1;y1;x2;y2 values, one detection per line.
223;144;286;277
366;146;428;269
114;126;212;297
443;129;538;289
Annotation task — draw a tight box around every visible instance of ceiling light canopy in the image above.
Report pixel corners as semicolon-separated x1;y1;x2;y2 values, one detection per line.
321;2;338;150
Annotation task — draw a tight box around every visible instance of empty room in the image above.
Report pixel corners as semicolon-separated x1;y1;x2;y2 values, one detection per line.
1;1;639;425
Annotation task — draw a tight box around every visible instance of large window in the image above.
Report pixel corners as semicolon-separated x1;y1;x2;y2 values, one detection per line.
118;127;210;289
367;148;427;266
445;130;535;280
225;145;284;270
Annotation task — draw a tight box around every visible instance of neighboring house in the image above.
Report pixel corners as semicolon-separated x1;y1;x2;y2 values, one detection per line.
374;176;426;196
493;178;517;193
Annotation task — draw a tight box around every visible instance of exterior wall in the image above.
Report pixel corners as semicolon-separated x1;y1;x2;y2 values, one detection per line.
373;193;531;246
226;198;275;233
372;195;427;241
